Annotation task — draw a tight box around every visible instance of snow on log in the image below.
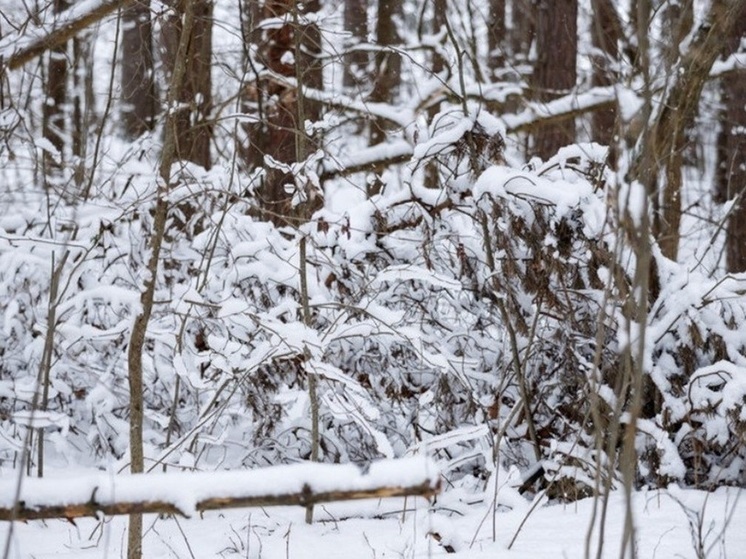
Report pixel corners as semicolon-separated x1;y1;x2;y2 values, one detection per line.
0;458;440;522
1;0;134;71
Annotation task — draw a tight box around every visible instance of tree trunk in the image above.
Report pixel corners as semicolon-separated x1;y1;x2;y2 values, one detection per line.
662;0;694;67
244;0;323;223
425;0;447;188
161;0;212;169
42;0;69;189
590;0;623;166
343;0;368;89
127;2;196;557
633;0;744;262
487;0;506;74
367;0;401;195
509;0;534;65
121;0;155;139
719;2;746;272
369;0;401;143
532;0;577;161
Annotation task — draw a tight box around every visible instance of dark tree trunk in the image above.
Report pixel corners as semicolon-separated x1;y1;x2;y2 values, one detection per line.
719;3;746;271
161;0;212;169
487;0;506;74
121;0;155;139
244;0;323;223
367;0;401;195
425;0;447;188
369;0;401;147
343;0;368;89
43;0;69;187
510;0;534;64
590;0;623;166
532;0;577;161
630;0;743;262
72;34;93;186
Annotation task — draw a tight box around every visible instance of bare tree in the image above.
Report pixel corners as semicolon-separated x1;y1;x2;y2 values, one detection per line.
632;0;745;261
369;0;401;147
121;0;155;138
127;1;197;557
532;0;577;160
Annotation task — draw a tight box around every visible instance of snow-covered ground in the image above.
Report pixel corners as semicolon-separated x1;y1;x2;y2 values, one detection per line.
3;483;744;558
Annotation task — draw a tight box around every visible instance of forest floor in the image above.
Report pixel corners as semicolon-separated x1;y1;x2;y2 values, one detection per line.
3;477;745;558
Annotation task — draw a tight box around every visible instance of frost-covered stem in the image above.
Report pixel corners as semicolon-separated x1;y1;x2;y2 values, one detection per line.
619;224;650;559
300;235;319;525
619;164;653;559
291;1;319;524
36;250;69;478
126;2;195;558
586;217;626;559
163;376;181;472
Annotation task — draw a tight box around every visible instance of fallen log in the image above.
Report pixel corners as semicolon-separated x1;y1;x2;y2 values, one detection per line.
0;458;439;522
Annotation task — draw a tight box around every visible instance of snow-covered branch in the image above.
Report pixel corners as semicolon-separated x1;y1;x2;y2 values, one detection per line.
0;0;133;70
0;458;440;521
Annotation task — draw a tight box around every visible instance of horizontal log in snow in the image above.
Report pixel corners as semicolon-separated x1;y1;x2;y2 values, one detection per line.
0;458;439;522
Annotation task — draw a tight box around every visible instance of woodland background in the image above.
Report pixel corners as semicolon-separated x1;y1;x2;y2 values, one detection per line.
0;0;746;557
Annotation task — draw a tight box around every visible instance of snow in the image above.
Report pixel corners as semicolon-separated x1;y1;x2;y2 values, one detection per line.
3;482;745;559
0;458;439;518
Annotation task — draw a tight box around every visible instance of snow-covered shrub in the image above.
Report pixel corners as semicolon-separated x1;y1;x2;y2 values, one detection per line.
645;269;746;486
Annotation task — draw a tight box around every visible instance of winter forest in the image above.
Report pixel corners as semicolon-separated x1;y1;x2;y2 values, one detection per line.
1;0;746;557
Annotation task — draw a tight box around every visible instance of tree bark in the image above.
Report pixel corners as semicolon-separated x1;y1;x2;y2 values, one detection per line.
369;0;401;144
42;0;69;188
126;2;196;558
509;0;534;65
718;2;746;271
160;0;212;169
367;0;401;195
590;0;623;166
487;0;506;74
343;0;368;89
632;0;745;261
532;0;577;160
244;0;323;223
121;0;155;139
424;0;448;189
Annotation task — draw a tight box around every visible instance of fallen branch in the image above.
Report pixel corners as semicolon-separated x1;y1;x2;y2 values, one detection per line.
0;458;439;522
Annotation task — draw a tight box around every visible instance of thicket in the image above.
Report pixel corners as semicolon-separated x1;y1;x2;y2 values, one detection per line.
0;0;745;516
